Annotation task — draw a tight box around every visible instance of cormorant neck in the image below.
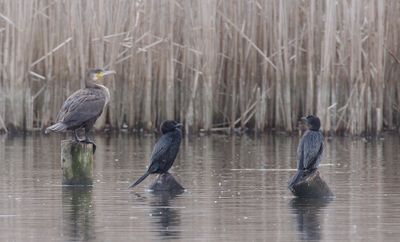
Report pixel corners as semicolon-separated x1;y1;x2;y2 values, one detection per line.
84;79;110;104
85;79;97;88
309;127;320;131
164;128;181;136
96;84;110;105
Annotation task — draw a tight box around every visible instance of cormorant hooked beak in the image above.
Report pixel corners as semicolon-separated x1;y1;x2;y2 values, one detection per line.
301;116;310;128
102;70;116;77
93;69;116;80
175;123;183;128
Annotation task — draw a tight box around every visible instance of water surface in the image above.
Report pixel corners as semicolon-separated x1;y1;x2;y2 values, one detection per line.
1;133;400;241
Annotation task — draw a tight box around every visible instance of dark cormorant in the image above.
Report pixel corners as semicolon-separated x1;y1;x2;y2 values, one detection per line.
129;120;182;188
288;115;324;187
45;68;115;151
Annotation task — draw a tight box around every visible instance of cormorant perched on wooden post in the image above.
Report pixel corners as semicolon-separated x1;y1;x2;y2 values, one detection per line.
288;115;324;188
45;68;115;152
129;120;182;189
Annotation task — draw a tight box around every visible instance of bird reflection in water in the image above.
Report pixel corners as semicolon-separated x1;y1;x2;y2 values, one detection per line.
62;187;95;241
289;197;332;241
149;190;183;239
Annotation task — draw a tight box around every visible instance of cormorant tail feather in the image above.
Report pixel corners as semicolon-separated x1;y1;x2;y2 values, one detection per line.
129;172;150;188
45;122;67;134
288;170;304;189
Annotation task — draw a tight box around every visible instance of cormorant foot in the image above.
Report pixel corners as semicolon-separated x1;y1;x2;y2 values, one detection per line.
72;138;96;153
83;139;97;154
73;138;84;143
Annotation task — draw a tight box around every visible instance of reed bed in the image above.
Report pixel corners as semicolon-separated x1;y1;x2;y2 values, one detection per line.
0;0;399;135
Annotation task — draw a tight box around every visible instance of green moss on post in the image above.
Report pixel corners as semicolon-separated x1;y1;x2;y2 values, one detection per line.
61;140;93;186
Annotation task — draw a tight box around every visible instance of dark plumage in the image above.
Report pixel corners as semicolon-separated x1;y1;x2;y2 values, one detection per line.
289;115;324;187
45;68;115;151
129;120;182;188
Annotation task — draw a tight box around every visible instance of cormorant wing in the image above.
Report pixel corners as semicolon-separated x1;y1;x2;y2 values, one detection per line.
147;134;174;173
301;131;324;170
56;89;106;127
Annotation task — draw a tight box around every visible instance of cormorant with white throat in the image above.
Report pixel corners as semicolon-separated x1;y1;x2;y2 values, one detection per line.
45;68;115;152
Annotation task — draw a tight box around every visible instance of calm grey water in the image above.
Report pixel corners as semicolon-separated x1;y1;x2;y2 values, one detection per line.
1;133;400;241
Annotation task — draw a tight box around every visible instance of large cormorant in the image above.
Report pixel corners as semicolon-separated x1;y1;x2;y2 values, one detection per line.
288;115;324;187
45;68;115;151
129;120;182;188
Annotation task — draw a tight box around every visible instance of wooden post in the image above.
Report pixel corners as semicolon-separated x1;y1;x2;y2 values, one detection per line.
289;170;333;198
61;140;93;186
149;173;184;192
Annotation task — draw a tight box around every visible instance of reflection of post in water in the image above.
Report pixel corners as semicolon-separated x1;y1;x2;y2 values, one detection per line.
62;187;94;241
289;198;332;242
149;190;183;239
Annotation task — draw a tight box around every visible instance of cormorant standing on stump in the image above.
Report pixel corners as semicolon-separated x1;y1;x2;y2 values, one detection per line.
45;68;115;152
288;115;324;187
129;120;182;188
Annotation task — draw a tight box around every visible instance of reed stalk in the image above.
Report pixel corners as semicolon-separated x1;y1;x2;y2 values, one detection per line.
0;0;399;135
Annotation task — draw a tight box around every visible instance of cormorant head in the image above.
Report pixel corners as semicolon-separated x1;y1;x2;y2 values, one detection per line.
88;68;116;81
302;115;321;131
160;120;182;134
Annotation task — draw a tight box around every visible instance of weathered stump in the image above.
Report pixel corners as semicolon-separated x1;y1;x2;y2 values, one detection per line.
149;173;184;192
288;170;333;198
61;140;93;186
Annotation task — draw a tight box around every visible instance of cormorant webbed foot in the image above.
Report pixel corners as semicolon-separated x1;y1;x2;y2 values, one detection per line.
73;130;83;143
83;138;96;154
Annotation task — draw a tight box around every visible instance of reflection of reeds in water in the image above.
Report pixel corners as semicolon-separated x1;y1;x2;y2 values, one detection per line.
0;0;399;135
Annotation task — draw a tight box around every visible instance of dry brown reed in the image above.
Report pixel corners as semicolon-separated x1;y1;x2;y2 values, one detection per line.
0;0;400;135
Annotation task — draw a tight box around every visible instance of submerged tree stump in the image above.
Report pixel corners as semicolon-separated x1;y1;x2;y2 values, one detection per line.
61;140;93;186
289;170;333;198
149;173;184;192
